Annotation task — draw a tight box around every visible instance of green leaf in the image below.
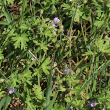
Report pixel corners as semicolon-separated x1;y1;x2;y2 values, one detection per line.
106;3;110;7
22;69;32;79
75;8;83;22
94;20;104;27
26;91;34;109
33;40;48;52
0;89;5;99
0;50;4;60
96;39;110;53
14;89;20;98
0;79;5;83
44;92;58;110
0;70;6;79
65;97;70;103
12;33;29;50
84;50;97;55
0;96;7;110
40;43;48;51
33;85;43;100
45;70;52;106
3;95;11;110
42;58;51;75
45;55;55;107
20;23;30;30
33;40;41;45
51;103;65;110
6;0;15;4
45;29;53;37
26;80;32;85
0;21;9;25
2;1;12;24
61;3;71;10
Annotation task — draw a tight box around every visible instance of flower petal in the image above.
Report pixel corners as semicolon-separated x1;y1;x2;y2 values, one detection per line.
54;17;60;23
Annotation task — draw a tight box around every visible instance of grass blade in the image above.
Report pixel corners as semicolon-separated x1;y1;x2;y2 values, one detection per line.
0;96;7;109
0;70;6;79
2;1;12;24
45;52;55;106
44;92;58;110
3;95;11;110
0;21;9;25
45;66;52;106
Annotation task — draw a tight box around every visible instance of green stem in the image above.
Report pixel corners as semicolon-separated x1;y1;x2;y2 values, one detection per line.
86;55;94;94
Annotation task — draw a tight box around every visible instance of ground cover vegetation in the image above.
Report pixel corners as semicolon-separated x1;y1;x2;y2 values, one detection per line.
0;0;110;109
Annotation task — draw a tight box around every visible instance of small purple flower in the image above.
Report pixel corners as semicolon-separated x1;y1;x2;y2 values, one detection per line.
9;88;15;94
54;17;60;23
64;69;70;72
90;103;95;107
90;100;96;107
52;21;56;27
51;17;60;27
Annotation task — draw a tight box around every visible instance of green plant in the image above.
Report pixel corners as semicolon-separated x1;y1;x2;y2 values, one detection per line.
0;0;110;109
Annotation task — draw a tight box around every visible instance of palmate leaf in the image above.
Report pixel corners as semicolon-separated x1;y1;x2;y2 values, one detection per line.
25;90;35;110
33;85;43;100
96;39;110;53
12;33;29;50
42;58;51;75
34;40;48;52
